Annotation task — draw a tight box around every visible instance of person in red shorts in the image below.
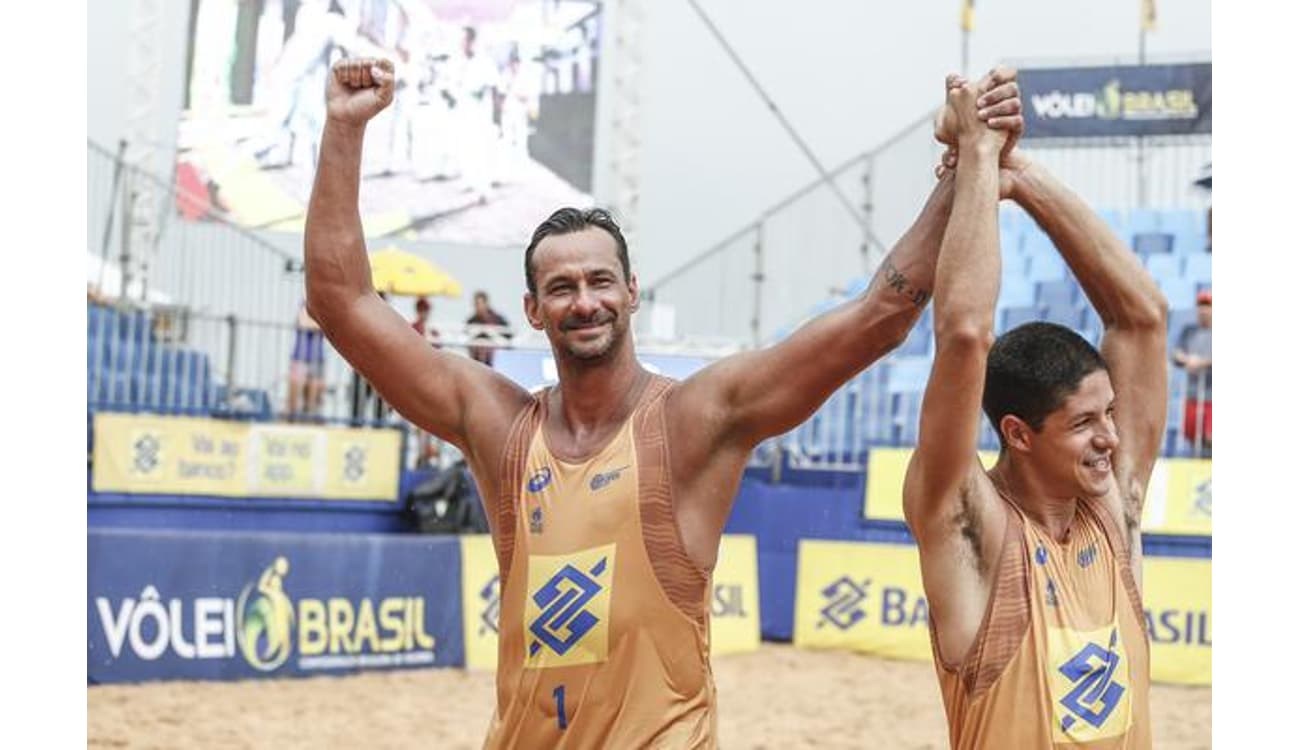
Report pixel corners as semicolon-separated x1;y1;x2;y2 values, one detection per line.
1172;290;1211;457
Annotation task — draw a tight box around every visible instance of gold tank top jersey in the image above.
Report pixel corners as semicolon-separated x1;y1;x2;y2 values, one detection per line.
483;376;717;749
931;494;1151;749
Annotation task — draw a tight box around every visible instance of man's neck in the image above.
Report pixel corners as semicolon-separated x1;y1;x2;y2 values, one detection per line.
990;456;1079;543
550;343;647;441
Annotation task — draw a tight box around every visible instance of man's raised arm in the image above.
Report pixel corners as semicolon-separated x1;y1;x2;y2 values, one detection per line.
1003;154;1168;539
304;57;529;471
902;77;1006;532
669;68;1024;450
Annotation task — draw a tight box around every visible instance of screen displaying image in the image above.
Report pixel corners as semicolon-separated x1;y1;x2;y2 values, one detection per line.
176;0;601;246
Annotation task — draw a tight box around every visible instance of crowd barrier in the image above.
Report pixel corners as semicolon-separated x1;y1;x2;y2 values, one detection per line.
89;531;762;685
89;516;1205;687
91;412;402;502
863;448;1211;536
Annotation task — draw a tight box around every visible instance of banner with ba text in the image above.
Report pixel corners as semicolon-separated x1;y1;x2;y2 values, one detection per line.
92;413;402;501
793;539;1210;685
88;529;465;684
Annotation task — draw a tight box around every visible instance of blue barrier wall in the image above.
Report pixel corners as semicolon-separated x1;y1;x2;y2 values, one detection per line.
88;529;464;684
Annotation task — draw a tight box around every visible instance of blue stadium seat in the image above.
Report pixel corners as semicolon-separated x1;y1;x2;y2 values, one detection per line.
1128;208;1166;235
1159;209;1206;241
1021;229;1057;258
1144;253;1181;282
1043;303;1084;329
1036;279;1079;307
1183;252;1212;285
1026;253;1067;282
999;274;1036;308
889;391;923;446
1000;305;1042;331
886;356;932;394
1172;230;1207;256
1159;277;1197;309
896;324;931;356
1133;232;1174;256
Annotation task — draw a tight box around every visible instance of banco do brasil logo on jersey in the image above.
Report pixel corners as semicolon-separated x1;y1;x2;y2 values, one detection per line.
525;545;616;667
236;557;296;672
1051;626;1132;742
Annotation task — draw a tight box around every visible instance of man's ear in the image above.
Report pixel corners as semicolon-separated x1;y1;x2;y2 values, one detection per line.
627;273;640;313
1000;414;1034;453
523;292;544;331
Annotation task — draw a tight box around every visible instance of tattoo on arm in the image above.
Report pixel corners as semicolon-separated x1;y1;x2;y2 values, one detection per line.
876;261;932;308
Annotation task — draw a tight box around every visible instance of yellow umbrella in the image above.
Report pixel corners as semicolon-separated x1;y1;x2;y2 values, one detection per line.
369;246;462;298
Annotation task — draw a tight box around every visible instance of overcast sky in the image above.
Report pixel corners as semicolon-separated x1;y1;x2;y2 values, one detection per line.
631;0;1212;283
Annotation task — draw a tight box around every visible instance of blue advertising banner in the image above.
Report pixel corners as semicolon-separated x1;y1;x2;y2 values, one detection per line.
1020;63;1211;138
88;529;464;684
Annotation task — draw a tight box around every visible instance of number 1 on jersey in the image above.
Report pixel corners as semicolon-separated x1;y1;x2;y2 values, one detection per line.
553;685;568;730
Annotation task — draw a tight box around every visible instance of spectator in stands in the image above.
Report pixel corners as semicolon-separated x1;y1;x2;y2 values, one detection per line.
1172;289;1212;456
411;295;441;465
411;296;442;348
288;303;326;420
465;290;510;367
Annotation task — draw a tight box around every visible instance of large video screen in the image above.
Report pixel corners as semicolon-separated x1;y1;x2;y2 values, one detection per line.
176;0;601;247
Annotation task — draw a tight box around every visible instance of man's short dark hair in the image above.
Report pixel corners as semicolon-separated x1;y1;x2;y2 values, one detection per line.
524;207;630;295
983;322;1108;445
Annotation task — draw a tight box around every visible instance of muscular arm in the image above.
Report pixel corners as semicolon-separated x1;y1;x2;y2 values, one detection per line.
304;60;529;495
670;174;951;448
659;173;951;571
900;81;1009;666
1008;160;1168;554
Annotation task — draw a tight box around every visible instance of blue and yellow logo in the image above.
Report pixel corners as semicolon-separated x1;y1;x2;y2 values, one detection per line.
1049;624;1133;742
818;576;871;630
524;544;615;668
236;556;296;672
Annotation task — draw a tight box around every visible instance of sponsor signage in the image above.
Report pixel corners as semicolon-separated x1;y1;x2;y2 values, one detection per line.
1020;63;1212;138
92;413;402;501
88;529;464;683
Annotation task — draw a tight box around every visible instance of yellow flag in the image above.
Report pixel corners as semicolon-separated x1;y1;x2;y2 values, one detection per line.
961;0;975;32
1141;0;1157;32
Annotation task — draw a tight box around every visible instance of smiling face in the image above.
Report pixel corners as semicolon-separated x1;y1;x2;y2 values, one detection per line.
524;227;638;364
1004;370;1119;499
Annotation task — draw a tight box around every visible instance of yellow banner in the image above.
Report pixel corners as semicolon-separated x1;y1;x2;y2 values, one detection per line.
794;539;1211;685
323;427;403;500
794;540;933;661
863;448;1211;536
249;425;324;496
1143;459;1211;536
92;413;400;501
1142;556;1211;685
863;448;996;523
460;534;501;670
710;535;761;655
91;413;248;496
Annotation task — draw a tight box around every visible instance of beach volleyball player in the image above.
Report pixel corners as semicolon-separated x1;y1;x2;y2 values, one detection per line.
304;58;1020;747
904;75;1167;748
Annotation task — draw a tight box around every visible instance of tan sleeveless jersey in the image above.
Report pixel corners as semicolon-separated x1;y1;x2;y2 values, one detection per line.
483;376;718;749
931;494;1151;749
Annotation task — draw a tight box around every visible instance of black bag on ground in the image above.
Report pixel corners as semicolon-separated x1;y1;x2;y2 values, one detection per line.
406;460;489;534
